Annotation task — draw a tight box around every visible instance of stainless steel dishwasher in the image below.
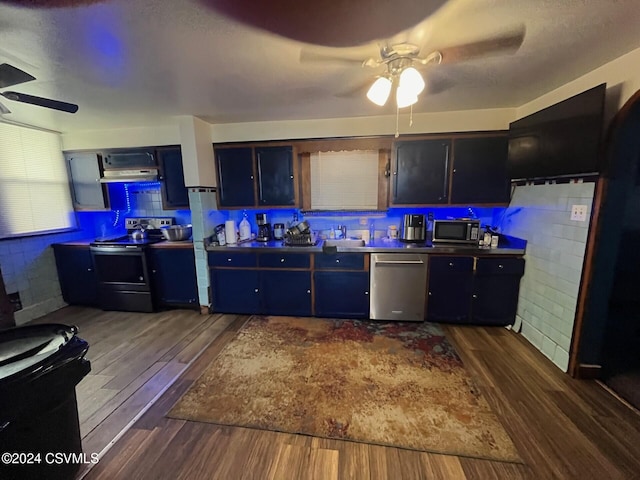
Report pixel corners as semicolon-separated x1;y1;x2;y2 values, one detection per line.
370;253;429;321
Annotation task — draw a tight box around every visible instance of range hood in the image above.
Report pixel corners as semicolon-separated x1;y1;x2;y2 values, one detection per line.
100;168;159;183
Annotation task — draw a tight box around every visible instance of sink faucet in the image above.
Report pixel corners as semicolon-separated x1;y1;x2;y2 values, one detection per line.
338;225;347;239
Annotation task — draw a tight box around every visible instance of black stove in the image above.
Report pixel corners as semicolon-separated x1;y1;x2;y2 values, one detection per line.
89;217;174;313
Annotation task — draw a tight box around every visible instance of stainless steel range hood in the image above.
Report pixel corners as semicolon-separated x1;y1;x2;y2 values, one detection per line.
99;168;159;183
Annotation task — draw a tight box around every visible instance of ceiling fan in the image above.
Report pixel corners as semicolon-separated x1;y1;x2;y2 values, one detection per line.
0;63;79;115
300;25;526;108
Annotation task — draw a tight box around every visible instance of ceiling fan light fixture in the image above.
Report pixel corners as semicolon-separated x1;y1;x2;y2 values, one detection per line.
396;85;418;108
366;76;392;106
399;67;425;96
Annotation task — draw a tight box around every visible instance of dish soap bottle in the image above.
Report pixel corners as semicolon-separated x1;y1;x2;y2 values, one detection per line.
239;211;251;241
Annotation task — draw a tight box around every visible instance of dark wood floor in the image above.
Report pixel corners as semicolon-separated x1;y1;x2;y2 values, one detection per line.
33;307;640;479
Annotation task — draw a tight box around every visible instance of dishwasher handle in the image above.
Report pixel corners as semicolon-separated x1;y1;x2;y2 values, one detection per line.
374;259;425;265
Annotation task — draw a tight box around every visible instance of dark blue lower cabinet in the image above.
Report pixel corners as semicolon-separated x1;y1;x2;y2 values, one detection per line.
427;256;525;325
261;271;312;316
472;258;525;326
53;245;97;306
427;256;474;323
314;271;370;319
149;249;198;308
211;269;260;314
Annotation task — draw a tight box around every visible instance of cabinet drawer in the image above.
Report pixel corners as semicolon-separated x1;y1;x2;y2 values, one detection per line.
429;256;474;273
314;253;366;270
208;252;257;267
259;253;310;269
476;257;525;276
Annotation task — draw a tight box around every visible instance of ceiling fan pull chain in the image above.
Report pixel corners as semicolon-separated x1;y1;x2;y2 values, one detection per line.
395;107;400;138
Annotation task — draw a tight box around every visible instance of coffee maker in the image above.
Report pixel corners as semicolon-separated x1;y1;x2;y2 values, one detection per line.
256;213;271;242
400;214;426;243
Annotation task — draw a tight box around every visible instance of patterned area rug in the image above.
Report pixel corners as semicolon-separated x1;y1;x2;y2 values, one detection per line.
168;316;521;462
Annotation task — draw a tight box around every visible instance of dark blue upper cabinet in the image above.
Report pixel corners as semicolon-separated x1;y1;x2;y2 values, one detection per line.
157;147;189;209
450;136;510;205
215;147;256;207
392;139;451;205
256;146;296;206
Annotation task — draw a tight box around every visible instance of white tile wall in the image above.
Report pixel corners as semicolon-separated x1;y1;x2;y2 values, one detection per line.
128;185;191;225
501;181;595;371
189;188;223;307
0;229;88;325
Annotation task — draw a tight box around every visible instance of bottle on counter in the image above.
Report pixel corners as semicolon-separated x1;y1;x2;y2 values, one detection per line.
369;222;375;243
387;225;398;239
239;211;251;241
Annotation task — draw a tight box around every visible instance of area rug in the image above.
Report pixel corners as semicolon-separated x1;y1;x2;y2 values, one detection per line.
168;316;521;462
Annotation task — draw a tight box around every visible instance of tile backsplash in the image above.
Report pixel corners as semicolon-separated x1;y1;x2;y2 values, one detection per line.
500;181;596;371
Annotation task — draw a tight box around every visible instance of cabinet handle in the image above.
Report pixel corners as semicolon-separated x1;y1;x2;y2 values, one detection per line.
472;294;477;299
254;288;259;293
443;144;450;198
290;175;294;179
280;258;285;263
499;264;504;269
336;259;340;263
453;168;457;173
306;289;311;294
152;269;156;274
428;291;432;296
250;175;254;179
364;291;369;295
449;262;454;267
87;268;92;272
227;258;232;262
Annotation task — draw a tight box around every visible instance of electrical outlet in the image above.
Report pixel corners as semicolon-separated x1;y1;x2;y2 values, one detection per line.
570;205;588;222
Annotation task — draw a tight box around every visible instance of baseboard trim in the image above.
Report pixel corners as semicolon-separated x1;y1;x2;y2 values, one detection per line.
577;363;602;379
200;305;210;315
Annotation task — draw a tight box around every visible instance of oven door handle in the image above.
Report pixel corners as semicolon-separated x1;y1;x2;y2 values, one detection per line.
90;245;145;253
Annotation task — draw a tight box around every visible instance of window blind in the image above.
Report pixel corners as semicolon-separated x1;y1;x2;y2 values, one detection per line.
310;150;379;210
0;123;76;238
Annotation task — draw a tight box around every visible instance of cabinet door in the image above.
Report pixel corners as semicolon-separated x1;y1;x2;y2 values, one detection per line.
393;140;451;204
261;270;312;316
157;147;189;209
53;245;98;305
211;269;260;314
66;153;109;210
215;147;255;207
314;271;369;319
451;136;510;204
427;256;474;323
256;146;296;206
472;258;525;326
149;249;198;307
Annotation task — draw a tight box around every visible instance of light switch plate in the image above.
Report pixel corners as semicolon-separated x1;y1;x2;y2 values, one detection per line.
570;205;588;222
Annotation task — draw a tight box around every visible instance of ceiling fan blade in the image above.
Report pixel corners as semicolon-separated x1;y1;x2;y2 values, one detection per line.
436;26;526;64
335;79;374;98
299;49;377;67
1;91;79;113
0;101;11;115
0;63;36;88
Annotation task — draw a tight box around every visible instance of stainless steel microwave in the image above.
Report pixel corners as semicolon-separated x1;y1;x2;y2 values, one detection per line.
432;220;480;244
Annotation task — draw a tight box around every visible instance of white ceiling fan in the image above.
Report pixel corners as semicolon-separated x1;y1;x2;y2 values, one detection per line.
300;25;527;108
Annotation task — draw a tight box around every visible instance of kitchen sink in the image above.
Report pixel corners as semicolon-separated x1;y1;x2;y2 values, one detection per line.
322;239;366;248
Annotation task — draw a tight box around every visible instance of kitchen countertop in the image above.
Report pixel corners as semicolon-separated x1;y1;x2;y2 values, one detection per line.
54;239;194;248
205;236;526;256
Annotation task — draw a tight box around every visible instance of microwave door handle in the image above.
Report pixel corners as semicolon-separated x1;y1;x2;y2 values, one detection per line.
443;144;450;199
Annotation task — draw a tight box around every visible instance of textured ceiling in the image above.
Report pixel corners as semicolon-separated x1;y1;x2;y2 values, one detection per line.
0;0;639;133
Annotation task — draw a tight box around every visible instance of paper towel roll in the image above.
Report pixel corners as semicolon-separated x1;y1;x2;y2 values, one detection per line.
225;220;237;244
